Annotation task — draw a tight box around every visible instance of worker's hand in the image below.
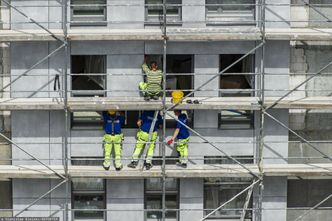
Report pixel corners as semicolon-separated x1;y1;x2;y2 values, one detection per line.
137;120;142;127
167;139;174;145
162;35;169;41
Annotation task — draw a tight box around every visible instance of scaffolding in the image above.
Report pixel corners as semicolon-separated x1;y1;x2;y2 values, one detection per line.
1;1;332;221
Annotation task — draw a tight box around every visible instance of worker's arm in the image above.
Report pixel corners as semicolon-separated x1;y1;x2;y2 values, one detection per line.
119;114;125;125
142;63;150;73
101;111;108;121
171;128;180;141
137;119;142;127
167;128;180;145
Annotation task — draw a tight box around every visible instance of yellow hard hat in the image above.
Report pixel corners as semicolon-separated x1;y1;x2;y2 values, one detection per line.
108;110;116;115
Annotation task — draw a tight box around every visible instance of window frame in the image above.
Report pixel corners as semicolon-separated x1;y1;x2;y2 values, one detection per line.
204;155;254;165
218;110;254;130
70;0;107;26
71;55;107;98
203;177;253;219
70;54;107;130
205;0;256;26
71;178;106;221
145;0;182;25
144;178;179;221
203;156;253;219
71;111;104;130
218;54;255;130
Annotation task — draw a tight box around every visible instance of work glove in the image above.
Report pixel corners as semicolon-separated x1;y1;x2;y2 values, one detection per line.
167;139;174;145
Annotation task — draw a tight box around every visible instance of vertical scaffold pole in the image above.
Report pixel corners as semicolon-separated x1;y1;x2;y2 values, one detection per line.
161;0;167;221
257;0;266;221
63;0;70;221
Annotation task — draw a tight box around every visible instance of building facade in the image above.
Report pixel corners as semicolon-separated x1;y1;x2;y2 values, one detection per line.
0;1;332;221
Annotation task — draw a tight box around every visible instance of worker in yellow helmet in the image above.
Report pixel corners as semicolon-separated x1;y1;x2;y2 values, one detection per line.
102;110;125;170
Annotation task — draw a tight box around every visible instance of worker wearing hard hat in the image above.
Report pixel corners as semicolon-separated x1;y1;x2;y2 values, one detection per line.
139;56;163;101
102;110;125;171
128;111;163;170
167;110;190;168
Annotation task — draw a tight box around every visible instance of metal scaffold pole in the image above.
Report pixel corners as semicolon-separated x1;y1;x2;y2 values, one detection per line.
161;0;167;221
63;0;70;221
257;0;266;220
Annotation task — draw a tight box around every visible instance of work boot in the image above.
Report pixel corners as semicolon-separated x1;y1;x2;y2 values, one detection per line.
115;164;123;171
144;96;151;101
145;162;153;170
152;95;159;100
103;161;111;170
128;161;138;168
176;161;187;168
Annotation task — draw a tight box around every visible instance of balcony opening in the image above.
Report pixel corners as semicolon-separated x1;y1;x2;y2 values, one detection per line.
219;54;254;97
219;54;255;130
71;55;106;97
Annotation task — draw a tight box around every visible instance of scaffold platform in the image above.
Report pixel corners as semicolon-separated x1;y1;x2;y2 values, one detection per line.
1;96;332;111
1;28;332;42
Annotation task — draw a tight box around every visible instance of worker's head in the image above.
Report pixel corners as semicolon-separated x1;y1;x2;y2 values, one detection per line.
108;110;116;116
150;61;158;71
174;110;182;116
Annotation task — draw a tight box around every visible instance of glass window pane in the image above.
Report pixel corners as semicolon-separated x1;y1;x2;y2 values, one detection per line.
73;194;104;220
145;195;178;219
146;178;177;191
218;110;254;130
204;178;253;218
145;0;182;23
72;178;105;191
206;0;254;11
72;178;106;220
206;0;255;25
71;157;104;166
71;0;106;24
204;156;253;164
145;179;179;220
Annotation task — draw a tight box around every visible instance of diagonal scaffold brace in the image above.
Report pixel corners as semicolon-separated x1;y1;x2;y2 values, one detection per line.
200;179;261;221
0;0;66;43
165;112;261;179
0;132;66;179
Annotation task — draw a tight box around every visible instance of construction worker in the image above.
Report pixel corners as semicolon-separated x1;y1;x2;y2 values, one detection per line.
139;56;163;101
167;110;190;168
102;110;125;171
128;111;163;170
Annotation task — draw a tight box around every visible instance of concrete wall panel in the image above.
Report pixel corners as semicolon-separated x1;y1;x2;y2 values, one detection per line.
107;179;144;221
107;55;143;97
265;0;290;28
180;178;203;221
108;0;144;29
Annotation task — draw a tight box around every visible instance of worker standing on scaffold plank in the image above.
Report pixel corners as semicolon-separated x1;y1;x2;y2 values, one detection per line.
167;110;190;168
128;111;163;170
102;110;125;171
139;55;163;101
